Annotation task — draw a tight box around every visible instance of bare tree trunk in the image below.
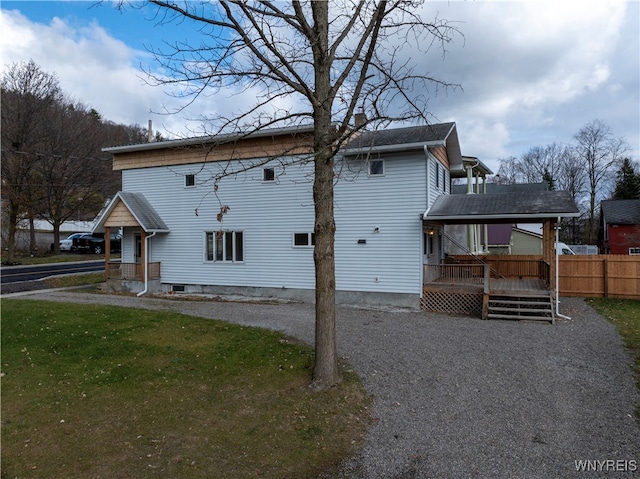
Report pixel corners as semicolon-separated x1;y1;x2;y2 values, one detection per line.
311;1;340;390
5;209;18;264
28;215;37;255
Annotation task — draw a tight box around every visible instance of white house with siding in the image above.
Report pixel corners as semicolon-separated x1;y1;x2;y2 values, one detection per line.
96;122;466;309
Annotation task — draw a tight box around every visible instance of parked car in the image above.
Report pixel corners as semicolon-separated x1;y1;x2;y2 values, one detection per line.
59;233;91;252
72;232;122;254
556;242;576;255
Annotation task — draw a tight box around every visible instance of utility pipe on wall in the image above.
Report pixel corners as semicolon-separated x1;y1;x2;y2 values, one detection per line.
555;217;571;321
137;231;157;297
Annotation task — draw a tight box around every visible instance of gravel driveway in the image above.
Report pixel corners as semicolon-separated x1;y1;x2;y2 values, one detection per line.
7;290;640;478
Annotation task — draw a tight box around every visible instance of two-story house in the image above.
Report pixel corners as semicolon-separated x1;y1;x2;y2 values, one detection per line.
96;123;463;309
96;122;579;315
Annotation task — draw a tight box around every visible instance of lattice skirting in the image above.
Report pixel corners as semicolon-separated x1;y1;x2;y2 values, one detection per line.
421;290;483;317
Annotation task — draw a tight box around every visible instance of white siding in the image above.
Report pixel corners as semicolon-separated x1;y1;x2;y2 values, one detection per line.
334;152;426;294
122;151;428;295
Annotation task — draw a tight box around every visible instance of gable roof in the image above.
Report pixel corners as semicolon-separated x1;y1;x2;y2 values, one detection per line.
342;122;463;171
344;122;455;149
93;191;170;234
601;199;640;225
424;191;580;224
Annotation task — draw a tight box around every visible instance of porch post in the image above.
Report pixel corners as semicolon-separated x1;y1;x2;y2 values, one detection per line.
543;219;555;294
105;226;111;278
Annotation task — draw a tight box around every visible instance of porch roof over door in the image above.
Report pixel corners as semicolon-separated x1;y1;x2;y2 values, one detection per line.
93;191;170;234
423;191;580;224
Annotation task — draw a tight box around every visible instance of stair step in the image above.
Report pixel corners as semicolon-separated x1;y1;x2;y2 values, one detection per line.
489;306;552;314
489;299;550;306
487;313;554;321
490;294;551;300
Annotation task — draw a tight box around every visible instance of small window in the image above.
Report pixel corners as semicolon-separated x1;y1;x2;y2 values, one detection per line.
368;159;384;176
263;168;275;182
630;247;640;255
206;231;244;262
293;232;315;247
434;162;440;188
185;174;196;187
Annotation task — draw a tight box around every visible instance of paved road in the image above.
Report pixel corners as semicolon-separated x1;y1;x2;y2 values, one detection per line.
0;260;104;294
6;290;639;478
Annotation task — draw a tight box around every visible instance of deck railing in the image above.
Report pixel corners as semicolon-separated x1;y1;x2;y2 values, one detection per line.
425;257;550;286
107;262;161;280
423;264;486;285
445;255;550;283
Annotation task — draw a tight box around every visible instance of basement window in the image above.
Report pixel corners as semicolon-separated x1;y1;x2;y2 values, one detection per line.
293;232;315;247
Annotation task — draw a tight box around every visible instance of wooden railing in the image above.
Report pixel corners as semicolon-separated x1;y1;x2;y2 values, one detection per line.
446;255;550;282
107;262;161;280
423;264;486;285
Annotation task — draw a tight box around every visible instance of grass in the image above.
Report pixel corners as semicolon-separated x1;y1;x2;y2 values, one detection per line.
587;298;640;416
1;300;371;479
42;272;106;289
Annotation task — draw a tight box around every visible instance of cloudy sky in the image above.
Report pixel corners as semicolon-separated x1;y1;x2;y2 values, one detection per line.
1;1;638;173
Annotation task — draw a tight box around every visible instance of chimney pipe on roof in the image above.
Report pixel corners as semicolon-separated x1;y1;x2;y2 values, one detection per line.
148;120;153;142
354;110;367;129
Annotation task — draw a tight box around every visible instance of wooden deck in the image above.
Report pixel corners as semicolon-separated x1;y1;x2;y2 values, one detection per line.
488;278;549;296
422;274;552;321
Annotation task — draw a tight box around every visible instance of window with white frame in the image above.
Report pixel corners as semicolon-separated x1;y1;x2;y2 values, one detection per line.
293;232;315;247
206;231;244;262
185;174;196;187
368;159;384;176
263;167;275;182
630;247;640;255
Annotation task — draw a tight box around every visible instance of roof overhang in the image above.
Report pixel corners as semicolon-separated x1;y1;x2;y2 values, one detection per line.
103;124;316;155
423;191;581;225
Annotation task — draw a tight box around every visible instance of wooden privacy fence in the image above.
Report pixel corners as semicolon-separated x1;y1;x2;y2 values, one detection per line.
559;255;640;299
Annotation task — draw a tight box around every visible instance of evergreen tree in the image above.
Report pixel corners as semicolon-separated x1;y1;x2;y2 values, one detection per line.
612;157;640;199
542;167;555;190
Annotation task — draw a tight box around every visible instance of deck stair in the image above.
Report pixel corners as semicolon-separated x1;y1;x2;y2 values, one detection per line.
487;292;554;323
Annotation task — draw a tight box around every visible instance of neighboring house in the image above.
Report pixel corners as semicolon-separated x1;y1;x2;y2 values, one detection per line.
485;224;543;255
96;123;464;309
600;199;640;255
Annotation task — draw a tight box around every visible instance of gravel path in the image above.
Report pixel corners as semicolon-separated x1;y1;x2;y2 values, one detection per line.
7;290;640;478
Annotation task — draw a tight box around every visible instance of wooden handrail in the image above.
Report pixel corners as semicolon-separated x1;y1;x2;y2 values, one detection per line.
106;262;161;280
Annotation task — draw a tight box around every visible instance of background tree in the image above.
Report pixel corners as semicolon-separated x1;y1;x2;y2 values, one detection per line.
136;0;460;389
574;119;628;244
37;100;120;253
1;60;62;263
611;157;640;200
1;60;145;260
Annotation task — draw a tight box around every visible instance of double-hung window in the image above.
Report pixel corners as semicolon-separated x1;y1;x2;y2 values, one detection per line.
206;231;244;262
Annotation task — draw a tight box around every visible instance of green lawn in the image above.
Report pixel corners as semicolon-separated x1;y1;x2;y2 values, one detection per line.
1;300;371;479
587;298;640;416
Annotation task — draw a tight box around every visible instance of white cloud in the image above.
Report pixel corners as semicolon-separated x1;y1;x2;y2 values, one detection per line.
1;2;637;161
0;9;194;136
